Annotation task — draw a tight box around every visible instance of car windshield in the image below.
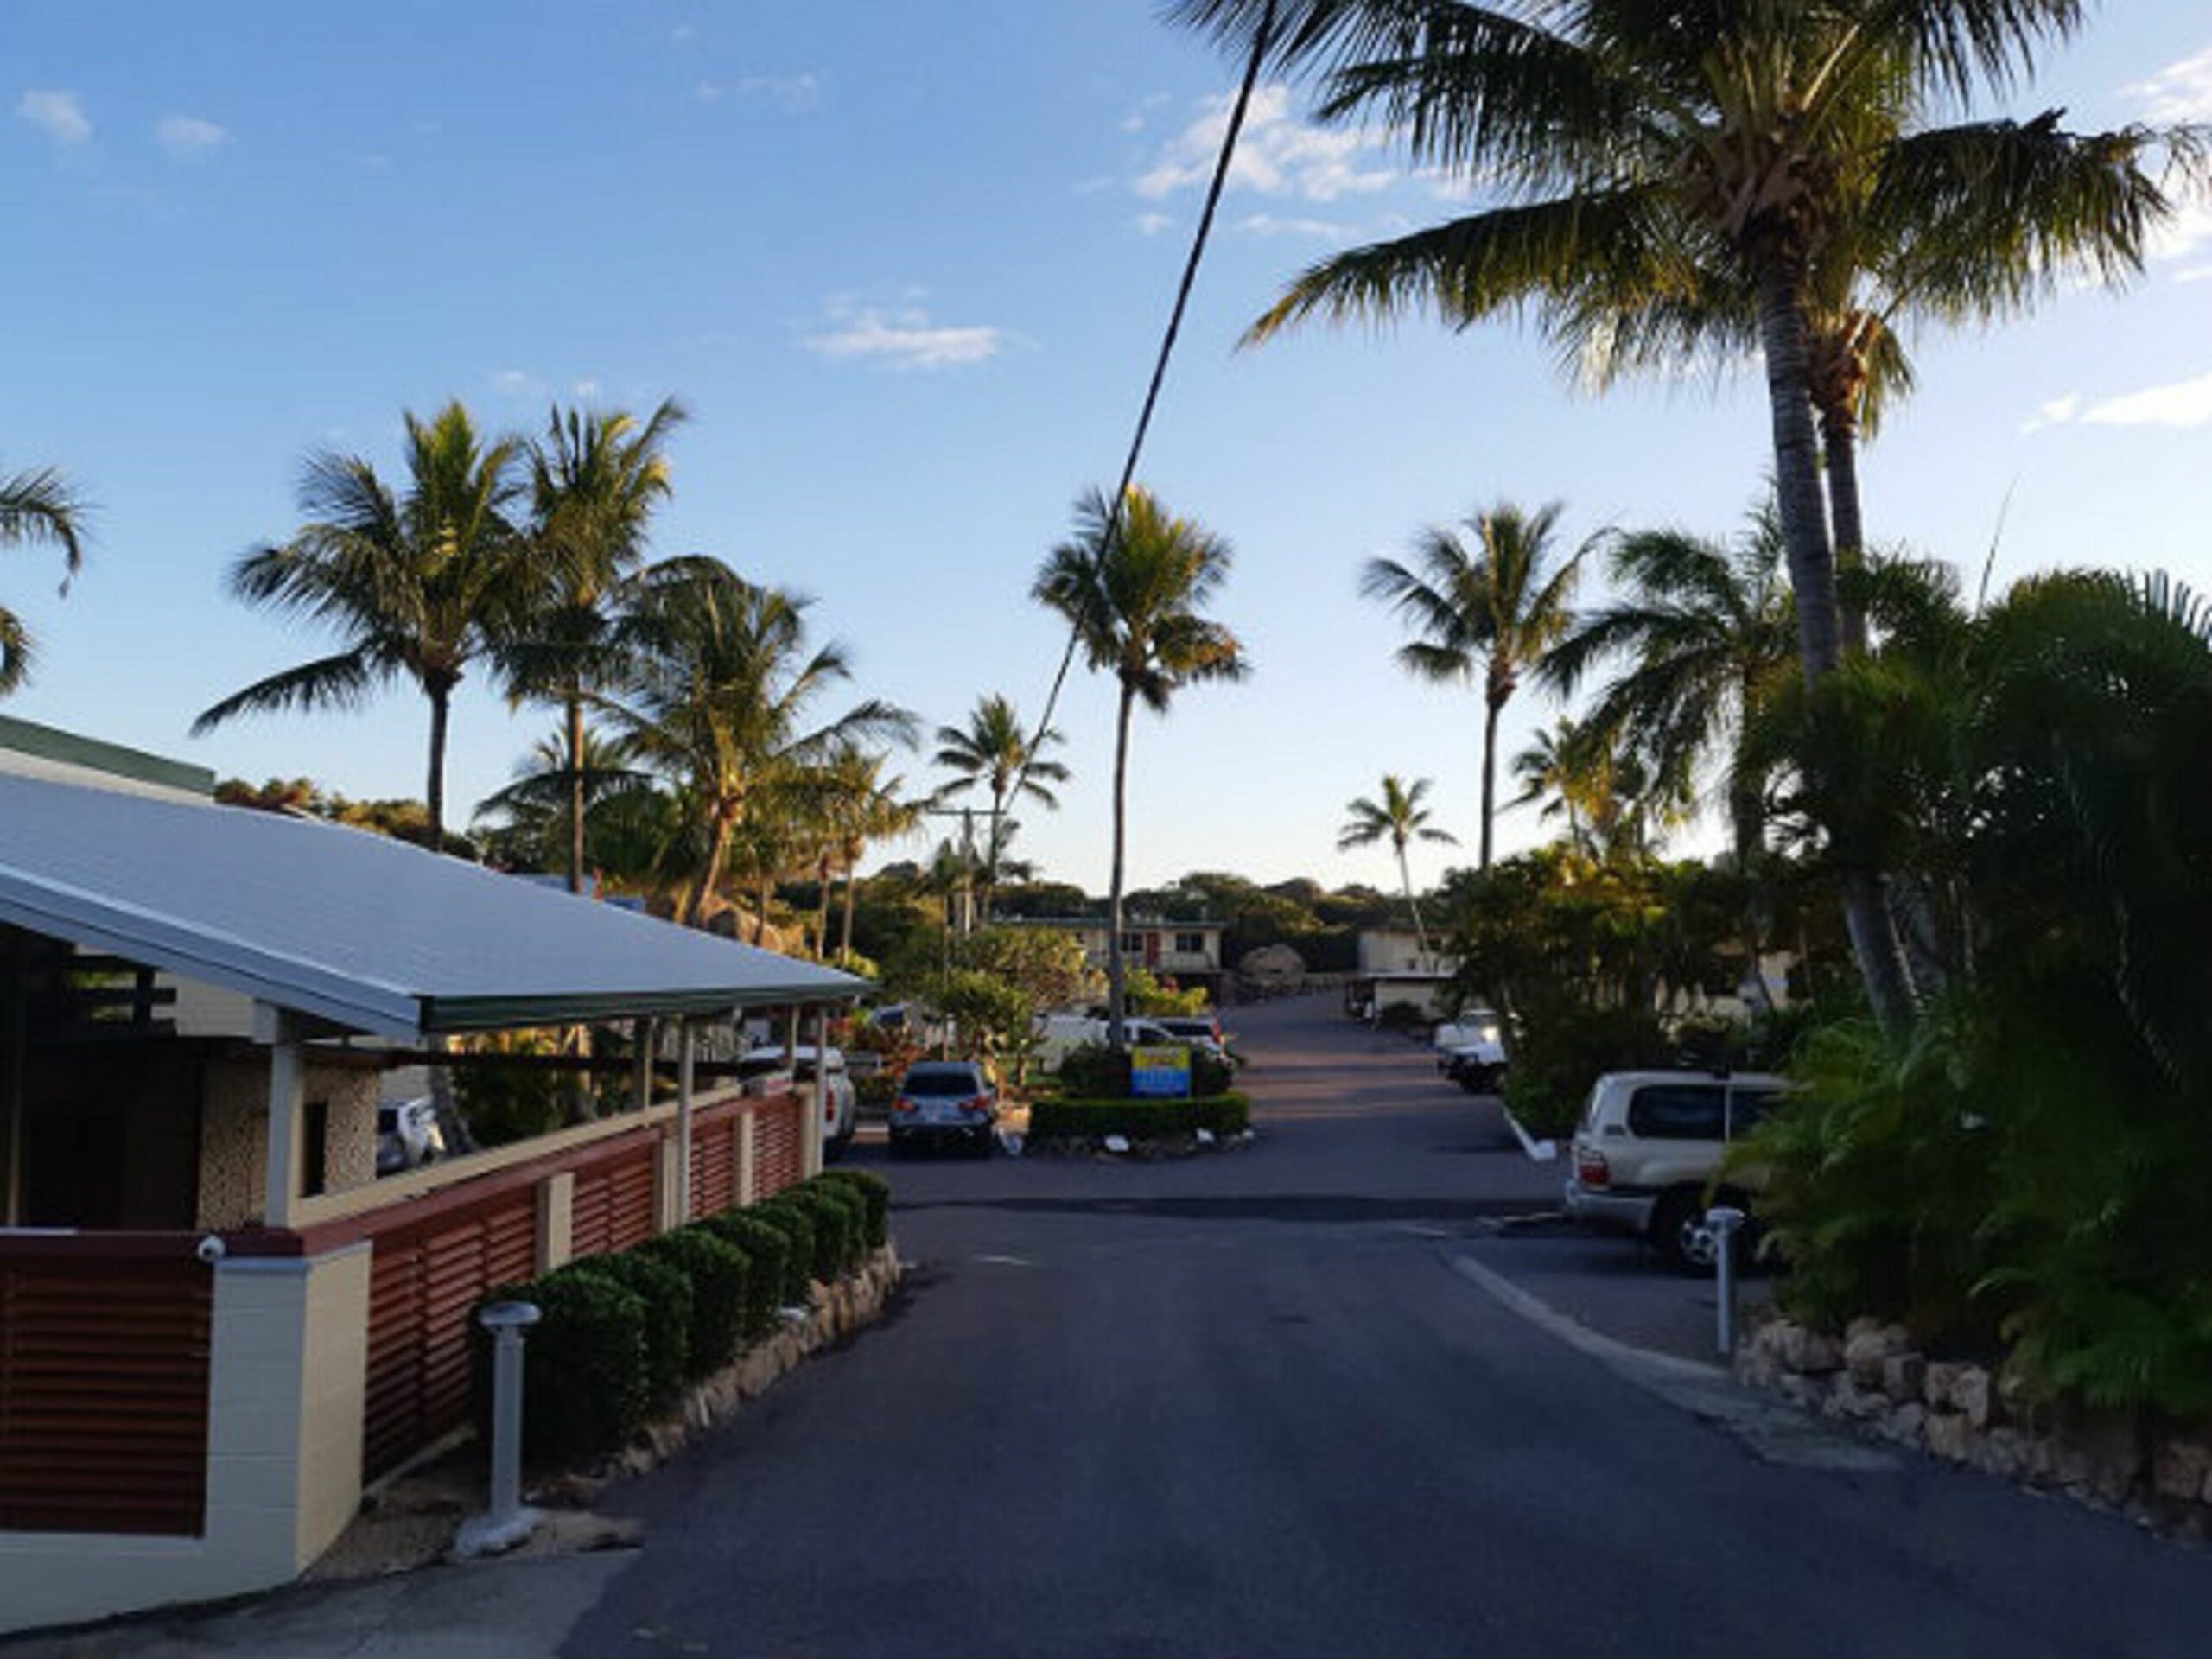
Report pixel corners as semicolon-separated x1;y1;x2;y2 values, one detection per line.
901;1068;982;1096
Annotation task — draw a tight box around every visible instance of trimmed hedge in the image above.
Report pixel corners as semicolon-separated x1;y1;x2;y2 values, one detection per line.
570;1249;691;1406
770;1187;852;1283
746;1200;817;1306
638;1226;752;1375
816;1168;891;1249
702;1211;790;1339
798;1179;868;1274
474;1267;648;1465
1030;1093;1250;1140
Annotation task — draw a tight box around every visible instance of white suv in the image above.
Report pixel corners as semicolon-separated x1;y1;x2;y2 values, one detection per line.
1562;1070;1787;1272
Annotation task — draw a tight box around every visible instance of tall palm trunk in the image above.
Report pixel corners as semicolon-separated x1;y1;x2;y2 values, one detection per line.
1396;836;1430;957
1815;384;1870;657
565;693;588;893
1106;678;1135;1046
755;873;772;946
815;857;832;956
1478;694;1503;871
982;783;1007;924
1755;258;1915;1036
840;857;860;959
424;679;453;851
686;808;735;926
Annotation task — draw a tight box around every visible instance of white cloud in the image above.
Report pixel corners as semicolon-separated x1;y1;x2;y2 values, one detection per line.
156;112;228;159
2176;264;2212;284
1135;84;1396;204
16;89;91;146
700;73;820;112
1133;211;1173;237
2126;46;2212;121
1235;211;1353;238
572;378;601;401
2020;392;2080;434
2149;200;2212;267
2082;372;2212;429
804;302;1001;371
1121;91;1172;135
670;24;696;45
491;368;544;397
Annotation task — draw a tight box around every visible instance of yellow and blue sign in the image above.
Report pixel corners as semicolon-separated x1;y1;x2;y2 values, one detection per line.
1130;1045;1192;1098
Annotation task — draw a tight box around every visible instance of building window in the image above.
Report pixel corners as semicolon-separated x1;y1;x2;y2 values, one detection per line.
1120;932;1144;954
1173;931;1205;956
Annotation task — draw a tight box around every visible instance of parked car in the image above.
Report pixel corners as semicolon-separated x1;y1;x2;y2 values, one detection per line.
376;1096;445;1177
737;1046;857;1158
1562;1069;1787;1272
1153;1013;1233;1060
1433;1011;1509;1092
888;1059;997;1156
1032;1013;1185;1073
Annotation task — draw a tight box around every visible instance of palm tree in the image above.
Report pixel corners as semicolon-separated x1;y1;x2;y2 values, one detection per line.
1337;774;1458;955
1541;500;1797;865
471;723;653;877
930;694;1070;919
507;399;687;893
1362;501;1582;870
0;464;88;693
1033;485;1248;1041
821;749;921;962
194;402;531;848
1172;0;2199;1031
602;557;915;925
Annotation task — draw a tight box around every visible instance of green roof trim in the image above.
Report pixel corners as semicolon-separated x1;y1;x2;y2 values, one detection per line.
422;982;868;1033
0;715;215;796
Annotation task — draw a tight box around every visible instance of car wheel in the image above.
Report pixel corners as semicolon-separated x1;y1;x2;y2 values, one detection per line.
1652;1189;1720;1274
970;1128;993;1158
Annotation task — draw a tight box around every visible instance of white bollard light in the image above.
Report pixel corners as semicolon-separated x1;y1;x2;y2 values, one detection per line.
1706;1205;1746;1358
454;1300;544;1559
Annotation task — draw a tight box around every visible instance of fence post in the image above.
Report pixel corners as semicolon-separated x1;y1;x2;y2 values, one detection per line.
455;1300;543;1558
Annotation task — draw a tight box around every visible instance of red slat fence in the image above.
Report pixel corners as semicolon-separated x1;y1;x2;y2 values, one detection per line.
0;1234;212;1535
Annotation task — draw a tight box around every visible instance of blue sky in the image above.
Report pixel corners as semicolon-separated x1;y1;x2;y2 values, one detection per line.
5;4;2209;896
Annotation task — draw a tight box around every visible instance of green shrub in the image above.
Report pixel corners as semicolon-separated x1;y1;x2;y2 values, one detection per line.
854;1071;898;1109
800;1177;869;1273
702;1211;788;1338
638;1227;751;1375
454;1057;569;1147
1055;1041;1127;1097
1500;1004;1671;1140
1191;1046;1236;1098
473;1268;647;1465
746;1199;817;1305
570;1249;692;1406
1029;1093;1249;1140
817;1168;891;1249
777;1186;855;1281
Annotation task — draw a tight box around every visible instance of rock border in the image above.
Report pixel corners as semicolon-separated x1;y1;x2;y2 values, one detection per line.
1019;1129;1258;1160
1737;1311;2212;1535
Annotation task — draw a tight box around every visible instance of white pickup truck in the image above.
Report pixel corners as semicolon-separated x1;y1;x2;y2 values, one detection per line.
1433;1011;1509;1094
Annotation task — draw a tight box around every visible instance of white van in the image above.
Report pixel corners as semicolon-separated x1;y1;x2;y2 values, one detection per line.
1032;1013;1184;1073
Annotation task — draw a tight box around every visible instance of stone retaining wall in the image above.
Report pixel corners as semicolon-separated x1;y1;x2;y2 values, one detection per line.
1737;1313;2212;1532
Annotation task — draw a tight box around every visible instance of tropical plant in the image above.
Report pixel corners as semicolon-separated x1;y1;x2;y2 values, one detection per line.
194;401;532;847
1361;501;1582;869
1171;0;2206;1033
1336;773;1457;955
817;749;920;963
505;399;687;893
1541;499;1797;864
930;694;1070;918
1508;715;1677;861
602;557;914;925
1033;485;1248;1044
0;463;88;694
471;724;656;878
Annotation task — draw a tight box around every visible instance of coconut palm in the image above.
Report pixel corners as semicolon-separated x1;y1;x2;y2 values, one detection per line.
505;399;687;893
1509;716;1675;861
1338;773;1458;955
602;557;915;925
1362;501;1583;871
471;723;654;877
821;749;922;962
1172;0;2200;1032
930;694;1070;918
1033;485;1248;1041
1541;500;1797;865
0;464;89;694
194;402;531;848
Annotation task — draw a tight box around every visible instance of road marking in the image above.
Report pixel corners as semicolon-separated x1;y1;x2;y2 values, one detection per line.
1446;1252;1900;1473
972;1254;1037;1268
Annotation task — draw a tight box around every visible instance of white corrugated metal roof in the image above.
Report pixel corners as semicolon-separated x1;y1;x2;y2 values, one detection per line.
0;768;862;1039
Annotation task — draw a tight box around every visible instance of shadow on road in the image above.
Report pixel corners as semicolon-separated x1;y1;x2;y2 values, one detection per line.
890;1192;1554;1226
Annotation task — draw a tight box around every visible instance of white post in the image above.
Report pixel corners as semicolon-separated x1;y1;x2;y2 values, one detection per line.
804;1004;827;1178
676;1020;696;1221
456;1300;543;1559
632;1018;654;1114
258;1004;304;1229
